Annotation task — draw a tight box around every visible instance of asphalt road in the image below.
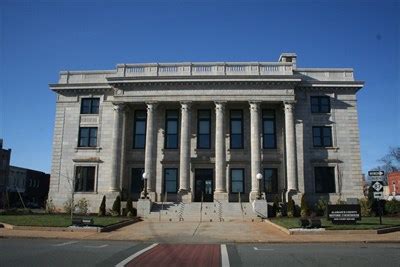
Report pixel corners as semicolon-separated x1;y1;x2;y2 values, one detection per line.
1;238;399;266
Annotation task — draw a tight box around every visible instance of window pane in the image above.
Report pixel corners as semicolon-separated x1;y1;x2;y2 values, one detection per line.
75;166;95;192
167;120;178;134
81;99;91;114
232;181;243;193
231;134;243;148
313;127;321;137
199;121;210;134
134;135;145;148
315;167;335;193
311;97;319;105
231;169;244;193
323;127;331;137
198;134;210;148
165;169;177;193
264;120;274;134
323;137;332;147
231;121;242;134
166;134;178;148
264;168;278;193
313;136;322;147
136;121;146;134
231;169;243;181
91;99;99;114
264;135;276;148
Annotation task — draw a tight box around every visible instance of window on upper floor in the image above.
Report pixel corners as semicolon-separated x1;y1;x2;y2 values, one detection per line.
197;110;211;149
75;166;95;192
133;110;147;149
263;110;277;149
264;168;278;193
164;168;178;193
230;168;245;193
230;110;243;149
312;126;332;147
165;110;179;149
314;167;335;193
311;96;330;113
78;127;97;147
81;98;100;114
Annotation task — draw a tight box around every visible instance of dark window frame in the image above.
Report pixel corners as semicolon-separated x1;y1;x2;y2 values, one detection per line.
262;109;277;149
163;168;179;194
311;96;331;113
74;166;96;192
314;166;336;193
80;98;100;114
164;109;180;149
263;168;278;194
197;109;211;149
312;126;333;147
230;168;245;194
133;110;147;149
78;127;97;147
230;109;244;149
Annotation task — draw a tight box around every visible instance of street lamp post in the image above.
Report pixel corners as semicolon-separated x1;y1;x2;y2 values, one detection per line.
256;173;263;200
142;172;148;199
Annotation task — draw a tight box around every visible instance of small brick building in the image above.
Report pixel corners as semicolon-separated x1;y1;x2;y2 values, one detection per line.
388;172;400;196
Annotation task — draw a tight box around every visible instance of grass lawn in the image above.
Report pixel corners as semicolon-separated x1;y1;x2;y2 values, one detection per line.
0;214;129;227
270;216;400;230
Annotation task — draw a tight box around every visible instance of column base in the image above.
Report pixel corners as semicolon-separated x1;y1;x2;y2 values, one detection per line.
214;191;229;202
249;191;266;202
178;189;192;203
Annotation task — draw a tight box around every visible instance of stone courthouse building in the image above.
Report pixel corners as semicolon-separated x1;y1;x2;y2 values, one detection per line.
48;53;364;212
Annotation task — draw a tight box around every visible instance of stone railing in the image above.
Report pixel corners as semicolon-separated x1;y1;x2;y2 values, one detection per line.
117;62;294;77
295;68;354;81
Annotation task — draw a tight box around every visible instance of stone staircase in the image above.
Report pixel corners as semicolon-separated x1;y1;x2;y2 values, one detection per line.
143;201;263;222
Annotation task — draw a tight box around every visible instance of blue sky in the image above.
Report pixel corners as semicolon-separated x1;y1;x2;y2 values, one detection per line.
0;0;399;174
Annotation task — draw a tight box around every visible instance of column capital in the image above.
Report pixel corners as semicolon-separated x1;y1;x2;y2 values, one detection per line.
249;101;261;111
112;103;125;112
283;101;296;112
146;102;158;111
214;101;227;112
180;101;192;111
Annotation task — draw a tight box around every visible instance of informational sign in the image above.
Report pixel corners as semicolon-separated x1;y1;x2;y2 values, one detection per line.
327;204;361;224
372;180;384;199
368;170;384;177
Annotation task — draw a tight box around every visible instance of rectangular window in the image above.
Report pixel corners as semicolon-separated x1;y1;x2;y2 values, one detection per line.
78;127;97;147
312;126;332;147
264;168;278;193
81;98;100;114
165;110;179;149
311;96;330;113
75;166;95;192
314;167;335;193
164;168;178;193
133;110;147;149
263;110;276;149
230;168;244;193
197;110;211;149
230;110;243;149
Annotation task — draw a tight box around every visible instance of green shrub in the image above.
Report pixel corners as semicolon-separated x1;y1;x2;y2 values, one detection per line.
315;197;328;216
385;199;400;215
63;198;74;214
300;194;310;218
76;198;89;215
125;196;134;217
272;196;280;217
45;197;56;214
287;196;295;218
112;195;121;215
98;196;106;216
359;198;372;216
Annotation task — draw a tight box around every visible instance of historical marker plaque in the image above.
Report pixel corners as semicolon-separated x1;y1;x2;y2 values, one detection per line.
327;204;361;224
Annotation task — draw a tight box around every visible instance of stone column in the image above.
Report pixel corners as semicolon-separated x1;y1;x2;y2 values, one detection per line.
214;101;228;201
284;101;298;196
178;101;192;202
249;101;262;201
110;103;124;192
144;102;157;198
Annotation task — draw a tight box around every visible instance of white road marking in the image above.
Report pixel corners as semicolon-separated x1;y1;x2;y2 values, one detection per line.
221;244;230;267
53;241;78;247
253;247;275;251
115;243;158;267
84;244;109;248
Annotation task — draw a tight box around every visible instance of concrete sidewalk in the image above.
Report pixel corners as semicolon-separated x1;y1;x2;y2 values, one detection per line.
1;221;400;243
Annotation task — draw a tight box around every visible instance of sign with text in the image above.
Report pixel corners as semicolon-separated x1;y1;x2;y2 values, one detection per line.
368;170;384;177
327;204;361;224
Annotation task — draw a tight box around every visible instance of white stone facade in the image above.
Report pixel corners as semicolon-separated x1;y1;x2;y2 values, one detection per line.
48;53;364;212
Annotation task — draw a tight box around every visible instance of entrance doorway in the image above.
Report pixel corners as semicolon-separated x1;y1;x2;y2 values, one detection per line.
131;168;144;201
194;169;214;202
